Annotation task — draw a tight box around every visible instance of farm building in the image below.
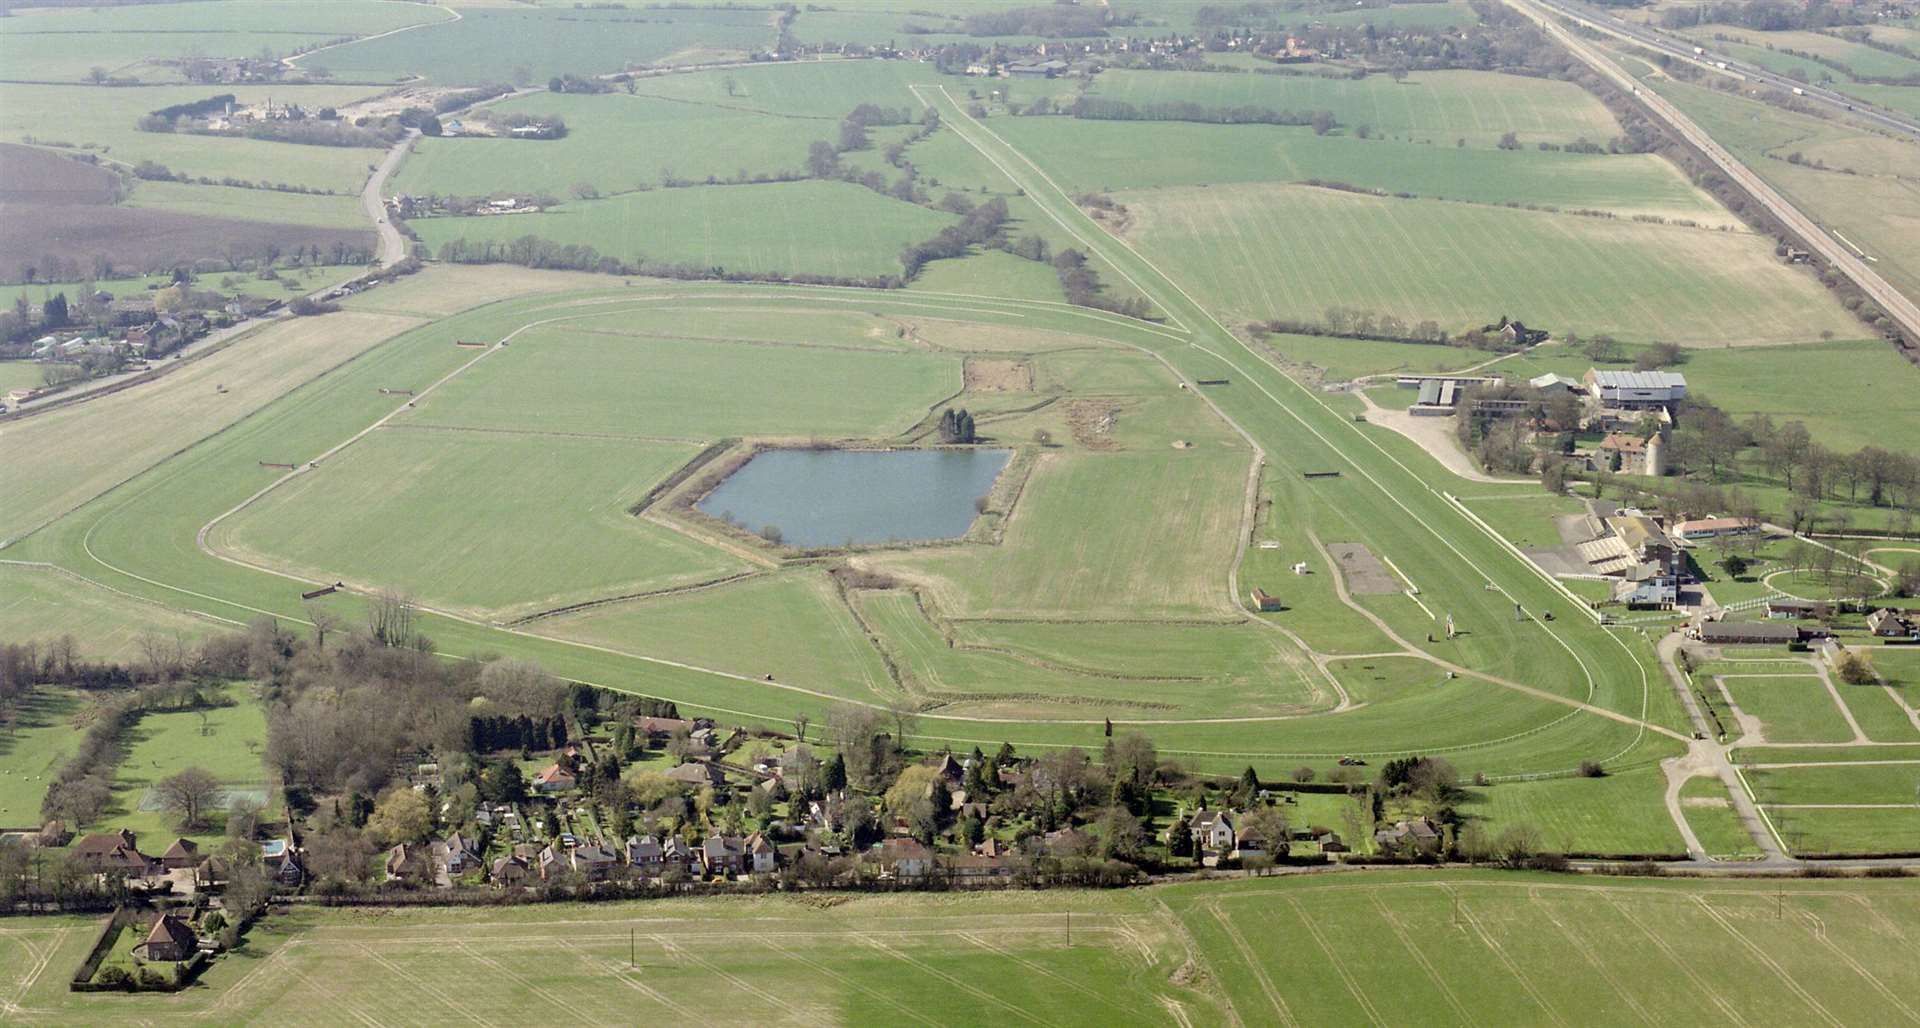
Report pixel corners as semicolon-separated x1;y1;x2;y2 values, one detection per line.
1695;620;1803;645
1529;373;1582;396
1673;517;1758;543
1584;369;1687;409
1597;432;1667;476
1250;588;1283;612
1767;598;1830;620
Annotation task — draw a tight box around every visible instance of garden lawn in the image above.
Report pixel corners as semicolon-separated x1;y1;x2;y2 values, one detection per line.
105;681;270;849
412;180;957;281
218;431;745;621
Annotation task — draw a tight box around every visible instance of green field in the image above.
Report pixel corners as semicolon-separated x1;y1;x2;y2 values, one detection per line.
393;315;960;440
1679;774;1765;858
412;179;959;280
1119;181;1860;344
123;180;367;229
0;687;82;827
218;431;744;620
312;6;776;84
989;116;1734;220
7;872;1917;1023
1717;674;1857;744
0;564;218;662
396;92;827;198
0;84;387;193
1461;767;1689;856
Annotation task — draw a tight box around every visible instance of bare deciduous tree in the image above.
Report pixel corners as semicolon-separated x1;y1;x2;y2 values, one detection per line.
158;767;222;830
366;590;416;648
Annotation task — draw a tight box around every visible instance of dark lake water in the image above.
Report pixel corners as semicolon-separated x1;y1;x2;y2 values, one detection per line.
697;448;1012;548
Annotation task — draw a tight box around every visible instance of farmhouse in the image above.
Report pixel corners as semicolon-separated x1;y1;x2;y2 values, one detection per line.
1374;817;1442;853
134;914;199;963
1584;369;1687;409
1597;432;1667;476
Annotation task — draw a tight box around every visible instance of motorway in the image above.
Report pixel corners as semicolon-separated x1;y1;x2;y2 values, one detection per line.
1526;0;1920;139
1506;0;1920;346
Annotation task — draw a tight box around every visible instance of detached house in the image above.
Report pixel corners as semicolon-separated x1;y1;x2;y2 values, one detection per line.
532;762;578;793
743;832;778;875
1868;608;1916;638
73;830;153;876
135;914;199;962
1188;810;1237;864
1375;818;1442;854
159;838;200;870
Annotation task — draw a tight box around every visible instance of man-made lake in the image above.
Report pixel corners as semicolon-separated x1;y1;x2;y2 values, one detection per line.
697;448;1012;548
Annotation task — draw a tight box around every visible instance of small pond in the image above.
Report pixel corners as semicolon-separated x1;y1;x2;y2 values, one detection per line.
697;448;1012;548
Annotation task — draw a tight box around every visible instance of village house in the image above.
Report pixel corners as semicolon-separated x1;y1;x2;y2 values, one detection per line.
490;854;530;887
701;834;746;878
744;832;778;874
261;837;305;886
532;761;578;793
625;834;664;876
635;715;693;745
435;832;483;876
571;844;620;880
872;837;933;879
134;914;199;963
1188;809;1238;860
385;842;430;883
661;835;695;876
666;760;724;790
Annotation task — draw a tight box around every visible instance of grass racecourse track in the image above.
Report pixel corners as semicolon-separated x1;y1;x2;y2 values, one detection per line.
5;873;1920;1024
4;134;1691;797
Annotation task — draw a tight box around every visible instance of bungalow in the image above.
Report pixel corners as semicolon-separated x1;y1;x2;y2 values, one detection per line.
948;853;1012;880
490;854;530;887
72;830;153;876
1374;817;1442;854
635;715;693;744
666;761;723;789
532;762;578;793
1868;609;1916;638
135;914;199;963
159;838;200;870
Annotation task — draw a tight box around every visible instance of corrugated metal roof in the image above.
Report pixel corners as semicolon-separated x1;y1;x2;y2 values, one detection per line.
1417;380;1442;405
1591;370;1686;390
